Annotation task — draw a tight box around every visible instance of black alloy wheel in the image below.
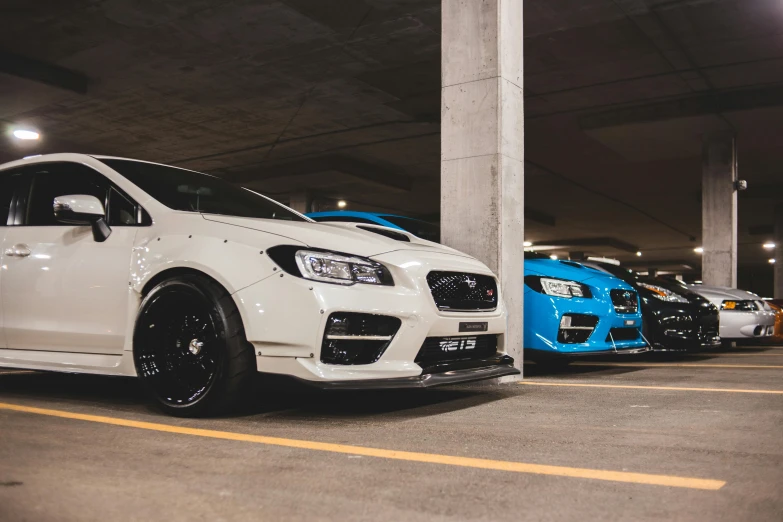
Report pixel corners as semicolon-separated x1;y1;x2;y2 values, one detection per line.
134;274;254;417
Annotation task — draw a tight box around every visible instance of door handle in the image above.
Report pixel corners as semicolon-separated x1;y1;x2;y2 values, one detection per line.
4;244;31;257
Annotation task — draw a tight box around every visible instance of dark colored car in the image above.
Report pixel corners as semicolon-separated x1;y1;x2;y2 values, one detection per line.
580;261;721;352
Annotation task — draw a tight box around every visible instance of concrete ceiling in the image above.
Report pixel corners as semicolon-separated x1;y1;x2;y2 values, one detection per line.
1;0;782;289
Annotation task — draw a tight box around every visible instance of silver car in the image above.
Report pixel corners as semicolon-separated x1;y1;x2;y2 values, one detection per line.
687;285;775;342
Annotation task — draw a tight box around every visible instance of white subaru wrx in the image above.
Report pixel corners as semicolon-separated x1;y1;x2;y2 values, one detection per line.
0;154;517;415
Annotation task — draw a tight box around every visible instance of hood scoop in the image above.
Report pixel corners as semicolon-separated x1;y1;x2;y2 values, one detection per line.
356;225;411;242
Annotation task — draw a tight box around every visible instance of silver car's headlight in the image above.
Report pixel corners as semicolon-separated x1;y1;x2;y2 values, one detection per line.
637;282;689;303
267;246;394;286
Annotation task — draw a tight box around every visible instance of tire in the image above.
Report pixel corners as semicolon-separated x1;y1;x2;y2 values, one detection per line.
133;273;255;417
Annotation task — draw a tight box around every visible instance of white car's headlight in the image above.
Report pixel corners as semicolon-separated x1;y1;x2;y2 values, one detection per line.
637;282;689;303
525;276;591;298
267;246;394;286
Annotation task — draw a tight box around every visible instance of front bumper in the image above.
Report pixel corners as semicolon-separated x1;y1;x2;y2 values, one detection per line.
719;310;776;340
645;304;721;352
302;355;519;389
524;290;648;355
234;249;513;386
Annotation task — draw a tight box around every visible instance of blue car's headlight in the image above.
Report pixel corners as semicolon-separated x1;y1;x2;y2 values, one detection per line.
525;276;592;298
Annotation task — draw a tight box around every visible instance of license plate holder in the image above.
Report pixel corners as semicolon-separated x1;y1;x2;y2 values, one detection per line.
459;322;488;333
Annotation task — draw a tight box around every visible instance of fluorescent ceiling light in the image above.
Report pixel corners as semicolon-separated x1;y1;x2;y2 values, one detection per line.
337;200;347;208
13;129;40;140
769;258;776;264
763;242;776;250
636;251;642;257
523;241;532;247
694;247;704;254
549;254;558;260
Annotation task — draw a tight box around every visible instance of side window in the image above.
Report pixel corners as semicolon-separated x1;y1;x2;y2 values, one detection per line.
0;170;23;226
26;163;108;226
108;188;137;226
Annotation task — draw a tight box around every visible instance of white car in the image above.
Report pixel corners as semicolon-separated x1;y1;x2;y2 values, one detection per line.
0;153;517;415
687;285;775;343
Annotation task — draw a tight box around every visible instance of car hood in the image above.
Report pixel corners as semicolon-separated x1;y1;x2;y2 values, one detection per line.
687;285;761;301
201;214;470;259
525;259;632;289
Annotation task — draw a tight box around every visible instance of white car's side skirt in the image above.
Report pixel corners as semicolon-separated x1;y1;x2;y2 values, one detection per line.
0;349;137;377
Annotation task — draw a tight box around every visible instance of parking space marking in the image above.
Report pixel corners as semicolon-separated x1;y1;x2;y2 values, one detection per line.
687;353;783;357
520;381;783;394
0;401;725;490
570;362;783;369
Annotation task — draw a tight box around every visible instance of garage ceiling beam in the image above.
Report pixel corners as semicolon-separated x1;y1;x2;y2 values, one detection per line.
580;84;783;130
0;52;88;94
538;237;640;253
225;155;412;192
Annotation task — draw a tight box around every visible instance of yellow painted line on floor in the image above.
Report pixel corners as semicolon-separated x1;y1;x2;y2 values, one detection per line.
0;401;725;491
520;381;783;395
570;361;783;369
712;352;783;356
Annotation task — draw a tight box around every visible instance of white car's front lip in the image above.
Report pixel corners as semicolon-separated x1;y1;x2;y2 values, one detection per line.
233;249;512;384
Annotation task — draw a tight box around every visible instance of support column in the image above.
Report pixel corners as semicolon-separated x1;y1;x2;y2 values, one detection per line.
701;131;738;287
288;190;311;214
775;204;783;298
441;0;524;370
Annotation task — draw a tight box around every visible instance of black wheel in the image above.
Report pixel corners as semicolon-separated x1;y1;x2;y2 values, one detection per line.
133;274;255;417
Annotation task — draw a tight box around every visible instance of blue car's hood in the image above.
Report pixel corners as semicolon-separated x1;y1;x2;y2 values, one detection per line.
525;259;632;289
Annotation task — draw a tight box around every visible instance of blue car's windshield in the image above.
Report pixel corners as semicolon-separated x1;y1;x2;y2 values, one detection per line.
381;216;439;242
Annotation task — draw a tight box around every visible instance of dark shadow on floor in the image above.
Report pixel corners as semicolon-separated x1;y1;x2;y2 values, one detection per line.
0;370;516;421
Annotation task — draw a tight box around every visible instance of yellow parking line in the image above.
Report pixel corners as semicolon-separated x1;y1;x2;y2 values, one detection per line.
520;381;783;395
691;352;783;357
570;362;783;369
0;401;725;491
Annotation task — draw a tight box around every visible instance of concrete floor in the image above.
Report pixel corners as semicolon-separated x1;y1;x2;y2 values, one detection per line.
1;345;782;522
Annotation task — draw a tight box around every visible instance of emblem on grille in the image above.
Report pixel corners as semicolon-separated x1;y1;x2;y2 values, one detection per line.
623;291;632;301
463;276;477;289
439;337;477;352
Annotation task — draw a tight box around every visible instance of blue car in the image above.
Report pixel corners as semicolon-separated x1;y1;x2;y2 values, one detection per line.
524;252;649;362
306;211;650;362
307;211;440;242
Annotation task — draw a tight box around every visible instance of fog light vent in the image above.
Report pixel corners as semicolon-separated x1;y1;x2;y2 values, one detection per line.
557;314;598;344
321;313;401;365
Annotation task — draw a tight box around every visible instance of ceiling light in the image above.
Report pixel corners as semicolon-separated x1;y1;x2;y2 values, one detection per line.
636;251;642;257
550;254;558;260
523;241;532;247
770;258;776;264
13;129;40;140
694;247;704;254
763;242;776;250
337;200;347;208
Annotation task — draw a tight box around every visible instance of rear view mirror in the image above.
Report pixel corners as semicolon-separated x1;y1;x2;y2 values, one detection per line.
53;194;112;242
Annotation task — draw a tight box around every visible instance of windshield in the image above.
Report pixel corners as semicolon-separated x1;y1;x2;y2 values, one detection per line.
381;216;440;242
100;159;306;221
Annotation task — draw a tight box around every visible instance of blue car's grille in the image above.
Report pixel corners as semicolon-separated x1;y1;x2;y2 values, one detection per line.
610;289;638;314
426;272;498;311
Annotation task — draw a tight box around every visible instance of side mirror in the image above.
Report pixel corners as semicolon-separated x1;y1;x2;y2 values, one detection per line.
53;195;112;242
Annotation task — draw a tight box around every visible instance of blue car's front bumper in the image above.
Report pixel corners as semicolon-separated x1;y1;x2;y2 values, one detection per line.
524;284;649;358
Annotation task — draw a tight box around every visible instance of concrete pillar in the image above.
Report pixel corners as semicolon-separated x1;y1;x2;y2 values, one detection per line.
288;191;311;214
775;204;783;298
701;131;737;287
441;0;524;370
